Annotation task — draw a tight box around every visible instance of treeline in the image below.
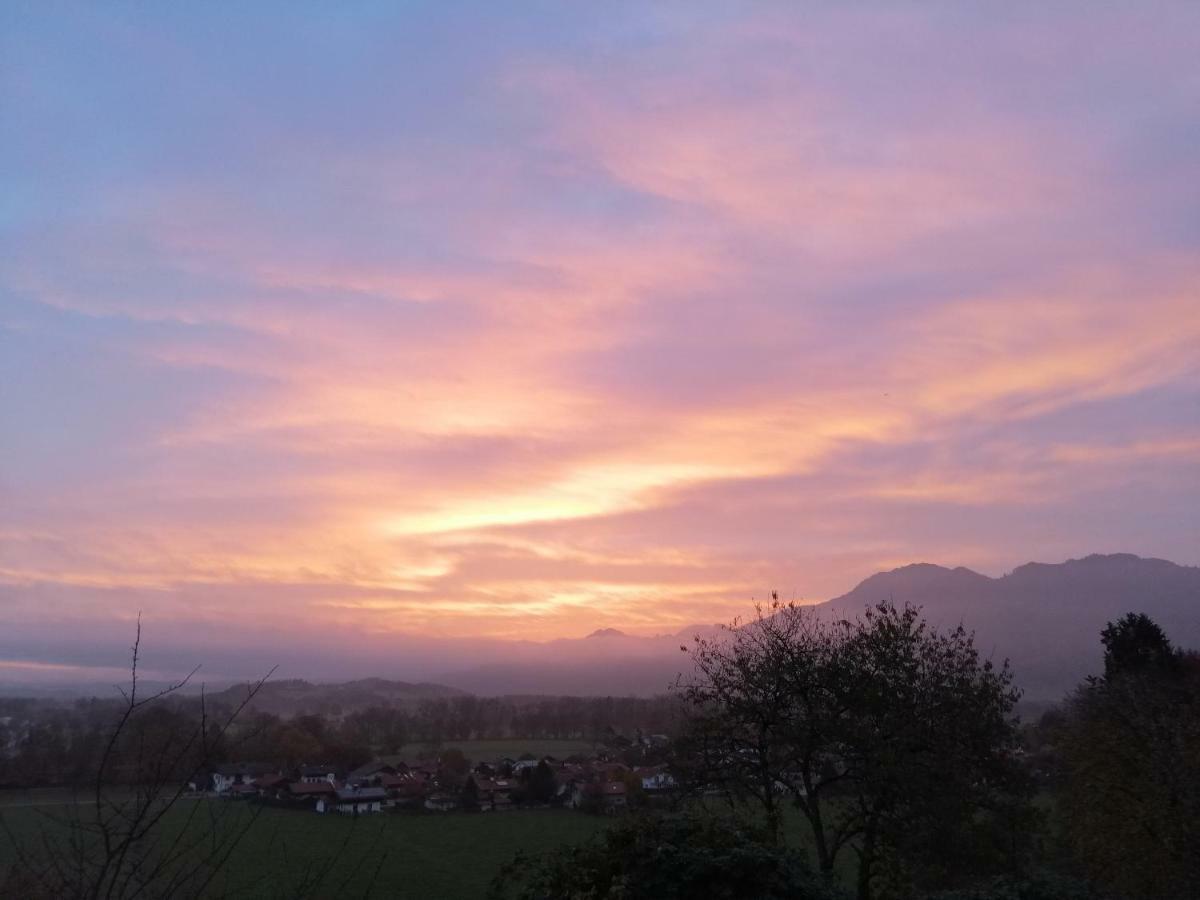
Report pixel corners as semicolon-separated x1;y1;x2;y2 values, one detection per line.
0;692;678;787
379;693;679;743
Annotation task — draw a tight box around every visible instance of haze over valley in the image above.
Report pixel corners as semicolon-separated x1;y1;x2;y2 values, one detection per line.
5;553;1194;706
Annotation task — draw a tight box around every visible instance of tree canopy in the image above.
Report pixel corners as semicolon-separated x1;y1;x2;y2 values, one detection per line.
677;600;1030;900
1059;613;1199;899
1099;611;1178;680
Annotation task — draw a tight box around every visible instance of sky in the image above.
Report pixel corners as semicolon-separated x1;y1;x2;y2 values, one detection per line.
2;3;1199;682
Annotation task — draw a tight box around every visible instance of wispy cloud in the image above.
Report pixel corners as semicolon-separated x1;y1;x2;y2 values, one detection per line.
1;4;1198;672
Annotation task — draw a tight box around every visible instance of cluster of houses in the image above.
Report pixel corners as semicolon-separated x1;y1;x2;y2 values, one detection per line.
196;753;676;817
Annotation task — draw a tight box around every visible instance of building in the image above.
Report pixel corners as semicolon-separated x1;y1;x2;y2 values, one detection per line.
299;765;341;784
332;786;387;814
289;780;337;811
424;793;458;812
600;781;628;812
348;760;402;785
212;763;275;793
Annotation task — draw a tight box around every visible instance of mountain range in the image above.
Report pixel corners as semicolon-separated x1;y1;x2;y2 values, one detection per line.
436;553;1200;704
823;553;1200;702
3;554;1195;709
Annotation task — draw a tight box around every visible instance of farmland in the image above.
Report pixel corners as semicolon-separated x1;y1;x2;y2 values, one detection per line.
0;800;609;898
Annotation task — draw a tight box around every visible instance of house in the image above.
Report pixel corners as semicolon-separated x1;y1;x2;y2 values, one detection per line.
491;778;514;810
635;766;677;794
567;779;626;813
212;763;275;793
408;762;439;781
596;762;629;780
424;793;458;812
600;781;627;812
289;780;337;811
332;786;387;814
378;772;411;790
254;772;292;799
474;777;514;811
299;765;340;784
348;759;402;785
382;772;427;807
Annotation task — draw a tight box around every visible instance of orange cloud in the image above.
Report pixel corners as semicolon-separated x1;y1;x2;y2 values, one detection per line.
4;4;1198;655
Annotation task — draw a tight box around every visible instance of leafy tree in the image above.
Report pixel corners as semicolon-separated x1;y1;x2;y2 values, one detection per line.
516;760;557;806
488;811;843;900
675;596;868;850
838;604;1030;899
438;747;470;780
678;600;1029;900
1099;612;1178;680
340;705;407;752
1059;614;1199;899
622;771;647;809
460;775;480;812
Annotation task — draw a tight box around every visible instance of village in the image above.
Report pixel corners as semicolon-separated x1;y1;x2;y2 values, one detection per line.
198;740;678;818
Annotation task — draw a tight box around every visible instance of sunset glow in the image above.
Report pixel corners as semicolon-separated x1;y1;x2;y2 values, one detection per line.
2;4;1198;679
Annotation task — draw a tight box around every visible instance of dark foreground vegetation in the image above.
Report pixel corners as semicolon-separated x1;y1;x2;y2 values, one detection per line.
490;604;1199;900
1;604;1197;899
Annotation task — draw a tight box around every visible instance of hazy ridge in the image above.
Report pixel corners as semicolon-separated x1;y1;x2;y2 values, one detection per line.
3;554;1195;706
436;553;1200;702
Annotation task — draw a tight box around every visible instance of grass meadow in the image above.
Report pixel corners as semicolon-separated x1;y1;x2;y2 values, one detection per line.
0;787;872;898
0;799;608;899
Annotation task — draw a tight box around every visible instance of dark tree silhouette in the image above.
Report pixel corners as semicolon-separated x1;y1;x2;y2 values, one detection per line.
1099;611;1179;680
1060;614;1199;899
488;811;841;900
459;775;480;812
677;599;1030;900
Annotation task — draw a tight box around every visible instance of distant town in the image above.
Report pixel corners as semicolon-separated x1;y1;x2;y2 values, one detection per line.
198;737;676;817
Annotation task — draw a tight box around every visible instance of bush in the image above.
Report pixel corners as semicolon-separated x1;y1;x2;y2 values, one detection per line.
488;811;843;900
922;873;1103;900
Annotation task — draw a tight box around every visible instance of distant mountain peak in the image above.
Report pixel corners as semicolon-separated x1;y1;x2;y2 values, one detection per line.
822;553;1199;701
1007;553;1184;579
586;628;628;639
850;562;989;595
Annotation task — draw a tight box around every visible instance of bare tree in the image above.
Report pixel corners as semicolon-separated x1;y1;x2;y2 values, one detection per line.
2;617;275;899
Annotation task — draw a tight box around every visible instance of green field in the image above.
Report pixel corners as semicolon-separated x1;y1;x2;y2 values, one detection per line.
0;791;868;898
0;801;608;899
389;738;596;762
